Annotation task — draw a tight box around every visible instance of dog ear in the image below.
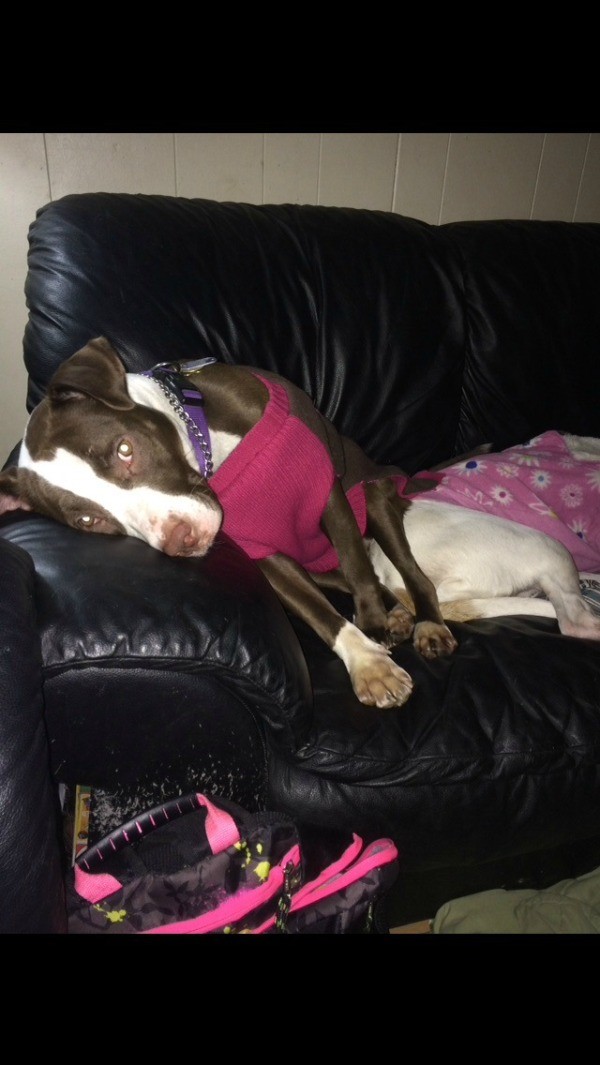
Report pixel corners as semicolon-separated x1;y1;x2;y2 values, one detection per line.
0;468;33;515
48;337;135;410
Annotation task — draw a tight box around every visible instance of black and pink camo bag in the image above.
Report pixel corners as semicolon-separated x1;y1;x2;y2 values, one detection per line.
65;791;399;934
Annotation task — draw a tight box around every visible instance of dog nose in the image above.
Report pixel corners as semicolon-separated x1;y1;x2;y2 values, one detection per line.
162;519;209;557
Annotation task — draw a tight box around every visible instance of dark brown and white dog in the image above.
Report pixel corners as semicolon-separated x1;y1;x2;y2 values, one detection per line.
1;337;598;709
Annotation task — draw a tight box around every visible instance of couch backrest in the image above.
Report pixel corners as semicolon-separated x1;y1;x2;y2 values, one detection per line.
22;194;600;472
444;219;600;456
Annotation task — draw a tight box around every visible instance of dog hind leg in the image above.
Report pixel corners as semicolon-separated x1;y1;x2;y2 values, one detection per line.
386;515;600;639
432;591;600;640
386;587;558;623
537;556;600;639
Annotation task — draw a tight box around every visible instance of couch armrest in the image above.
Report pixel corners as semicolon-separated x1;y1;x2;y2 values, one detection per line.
0;516;314;798
0;538;67;932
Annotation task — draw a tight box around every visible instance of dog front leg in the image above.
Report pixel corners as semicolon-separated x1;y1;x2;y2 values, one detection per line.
319;480;413;646
258;553;414;708
364;479;458;659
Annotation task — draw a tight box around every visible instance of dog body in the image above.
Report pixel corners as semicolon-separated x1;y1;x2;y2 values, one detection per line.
1;339;458;709
1;338;599;710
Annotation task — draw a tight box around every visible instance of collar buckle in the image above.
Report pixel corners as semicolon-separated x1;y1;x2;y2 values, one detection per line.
148;357;218;407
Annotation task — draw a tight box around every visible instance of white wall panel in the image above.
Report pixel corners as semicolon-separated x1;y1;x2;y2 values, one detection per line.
264;132;320;205
0;133;50;458
318;133;398;209
574;133;600;222
176;133;264;202
532;133;590;220
394;133;450;224
440;133;544;222
45;133;176;198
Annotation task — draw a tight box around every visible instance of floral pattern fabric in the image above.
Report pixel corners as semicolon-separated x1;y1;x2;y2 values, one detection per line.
421;430;600;572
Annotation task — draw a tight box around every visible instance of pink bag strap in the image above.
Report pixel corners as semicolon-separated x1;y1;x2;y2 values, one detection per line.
252;837;399;933
74;792;241;903
195;793;240;852
74;866;123;903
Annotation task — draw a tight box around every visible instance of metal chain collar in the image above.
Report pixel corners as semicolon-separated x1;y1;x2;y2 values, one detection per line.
152;376;214;478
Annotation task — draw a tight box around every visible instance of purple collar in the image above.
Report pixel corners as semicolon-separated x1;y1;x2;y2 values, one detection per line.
142;358;216;477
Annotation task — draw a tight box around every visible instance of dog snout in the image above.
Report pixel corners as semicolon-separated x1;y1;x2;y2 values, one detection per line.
161;512;221;557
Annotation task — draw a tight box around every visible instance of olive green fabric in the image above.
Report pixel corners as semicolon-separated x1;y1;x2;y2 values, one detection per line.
432;867;600;934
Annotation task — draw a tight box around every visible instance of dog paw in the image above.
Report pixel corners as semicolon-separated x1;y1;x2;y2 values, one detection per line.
351;650;414;708
335;622;414;707
413;621;458;659
359;605;414;649
385;603;415;645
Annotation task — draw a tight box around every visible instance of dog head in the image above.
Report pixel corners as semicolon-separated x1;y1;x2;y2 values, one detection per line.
0;337;223;557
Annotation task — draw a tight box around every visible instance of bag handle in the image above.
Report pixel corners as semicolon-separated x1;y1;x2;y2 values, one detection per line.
196;794;240;853
76;792;240;874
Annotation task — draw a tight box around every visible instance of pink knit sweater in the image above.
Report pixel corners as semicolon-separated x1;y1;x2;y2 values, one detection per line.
210;374;407;573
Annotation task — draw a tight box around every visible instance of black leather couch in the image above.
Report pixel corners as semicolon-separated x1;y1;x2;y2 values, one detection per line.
2;192;600;933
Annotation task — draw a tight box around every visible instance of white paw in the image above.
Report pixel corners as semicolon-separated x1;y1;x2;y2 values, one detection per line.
351;652;414;708
334;621;414;708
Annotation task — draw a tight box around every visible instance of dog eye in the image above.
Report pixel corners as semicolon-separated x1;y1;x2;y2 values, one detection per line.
77;515;96;529
117;439;133;461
